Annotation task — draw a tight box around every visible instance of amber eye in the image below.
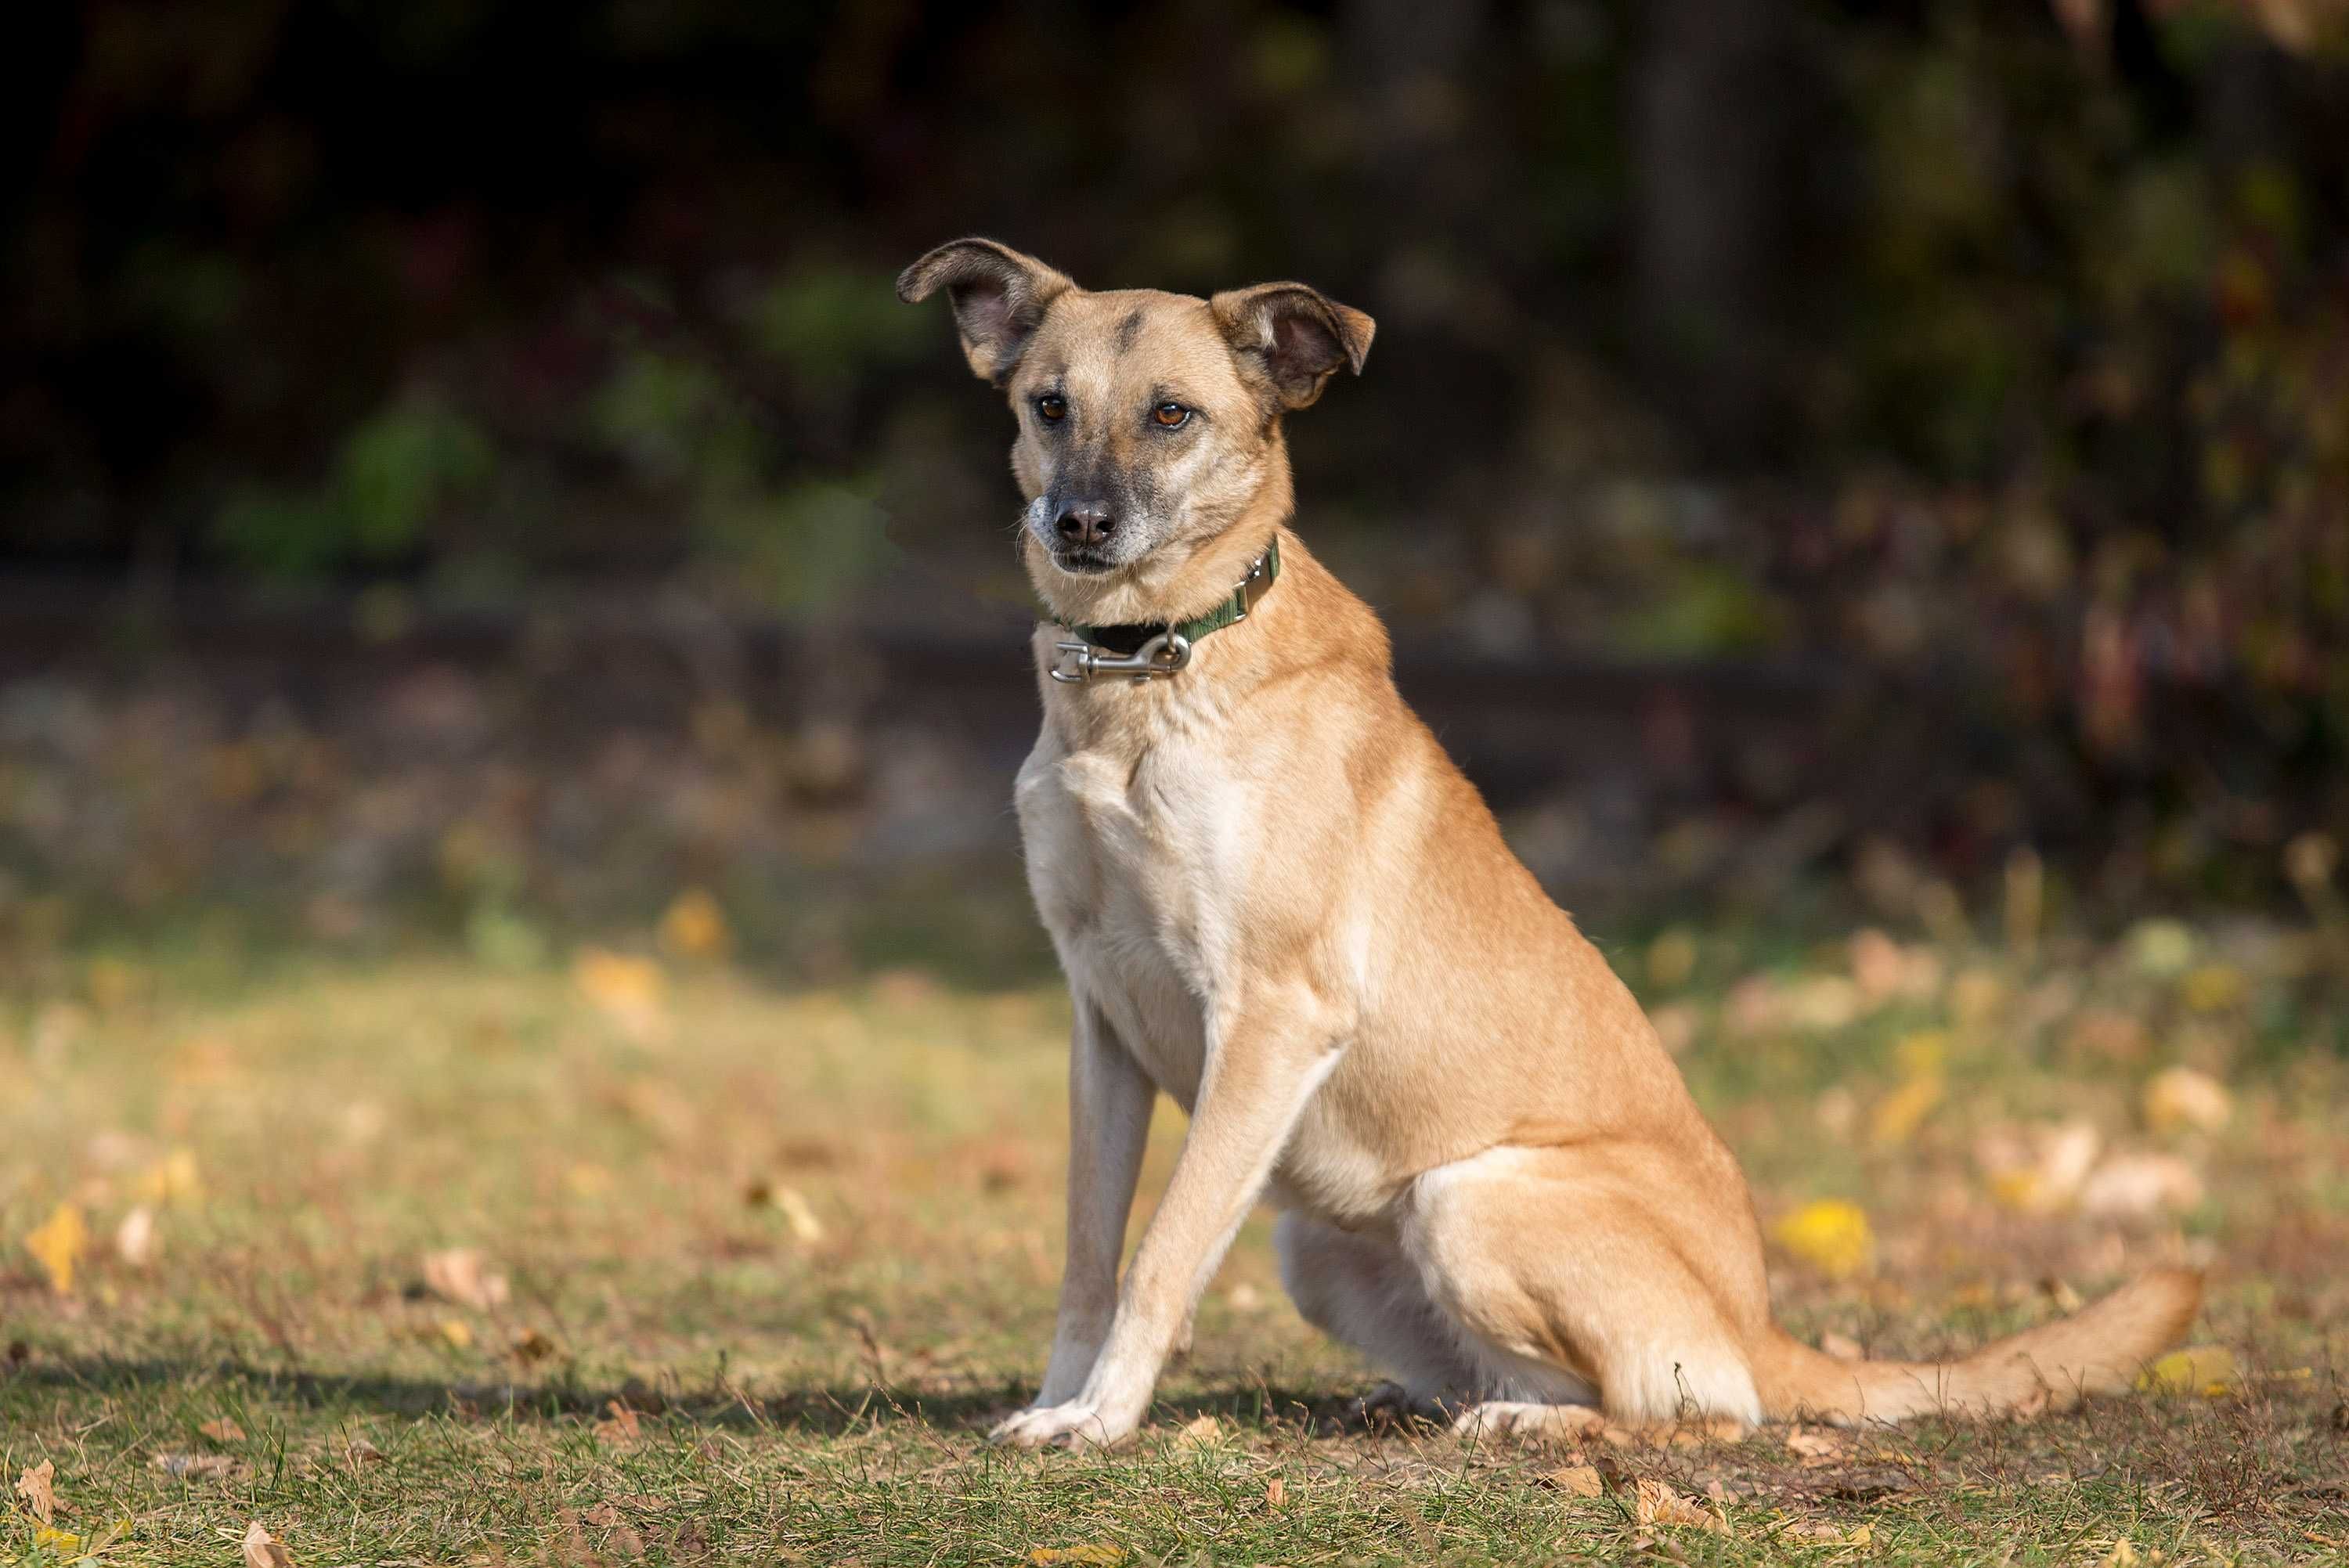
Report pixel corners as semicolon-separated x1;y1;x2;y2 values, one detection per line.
1036;395;1066;423
1153;402;1190;428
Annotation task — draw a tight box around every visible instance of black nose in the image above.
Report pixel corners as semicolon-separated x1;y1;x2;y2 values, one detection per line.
1054;504;1116;548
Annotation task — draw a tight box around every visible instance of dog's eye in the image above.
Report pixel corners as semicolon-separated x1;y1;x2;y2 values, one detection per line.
1036;395;1066;423
1153;402;1190;428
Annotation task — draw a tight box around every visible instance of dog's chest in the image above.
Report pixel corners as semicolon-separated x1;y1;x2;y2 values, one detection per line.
1015;722;1244;1109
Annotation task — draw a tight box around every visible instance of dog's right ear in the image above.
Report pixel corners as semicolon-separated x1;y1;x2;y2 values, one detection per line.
896;239;1076;386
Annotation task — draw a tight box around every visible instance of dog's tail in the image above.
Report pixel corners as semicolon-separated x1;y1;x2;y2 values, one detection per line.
1750;1267;2203;1424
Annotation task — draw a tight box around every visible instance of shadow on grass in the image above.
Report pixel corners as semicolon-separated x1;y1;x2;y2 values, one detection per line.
9;1356;1355;1439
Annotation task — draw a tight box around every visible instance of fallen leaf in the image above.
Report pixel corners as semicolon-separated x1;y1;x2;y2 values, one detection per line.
420;1247;510;1311
1867;1076;1943;1147
658;889;731;962
1633;1477;1727;1534
242;1520;295;1568
572;947;667;1042
15;1459;56;1524
25;1202;88;1294
1771;1200;1874;1278
2178;964;2246;1013
772;1186;824;1244
200;1417;247;1444
1784;1426;1852;1465
2144;1068;2232;1134
341;1438;384;1469
2141;1346;2239;1397
1545;1463;1604;1498
2080;1152;2204;1217
1978;1119;2102;1212
114;1205;159;1267
581;1503;622;1528
1174;1414;1221;1449
1782;1519;1872;1545
595;1400;643;1447
1027;1546;1125;1565
2100;1541;2142;1568
135;1147;203;1206
33;1524;88;1556
434;1317;474;1350
511;1327;557;1364
1263;1476;1286;1506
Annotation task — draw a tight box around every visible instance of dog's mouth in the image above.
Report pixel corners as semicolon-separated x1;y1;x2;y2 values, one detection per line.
1051;546;1119;575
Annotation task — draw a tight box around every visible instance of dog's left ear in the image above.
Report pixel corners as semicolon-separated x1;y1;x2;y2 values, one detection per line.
1210;283;1376;410
897;238;1077;385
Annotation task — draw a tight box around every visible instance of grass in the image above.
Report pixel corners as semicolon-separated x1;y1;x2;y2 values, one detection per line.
3;920;2348;1566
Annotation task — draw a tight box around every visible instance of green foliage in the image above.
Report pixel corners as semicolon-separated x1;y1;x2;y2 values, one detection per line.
215;395;493;575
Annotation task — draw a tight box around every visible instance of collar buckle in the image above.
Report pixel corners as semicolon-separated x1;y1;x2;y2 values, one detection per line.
1050;630;1193;685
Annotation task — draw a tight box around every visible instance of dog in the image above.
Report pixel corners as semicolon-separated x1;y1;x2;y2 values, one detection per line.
897;238;2203;1449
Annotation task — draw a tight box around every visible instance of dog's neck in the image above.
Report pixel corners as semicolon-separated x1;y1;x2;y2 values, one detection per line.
1023;439;1294;630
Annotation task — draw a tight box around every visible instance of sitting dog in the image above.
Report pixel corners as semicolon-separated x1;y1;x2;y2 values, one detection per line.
897;238;2202;1448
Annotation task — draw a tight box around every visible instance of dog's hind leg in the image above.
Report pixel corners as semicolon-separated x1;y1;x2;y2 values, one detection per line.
1398;1144;1768;1433
1276;1212;1477;1414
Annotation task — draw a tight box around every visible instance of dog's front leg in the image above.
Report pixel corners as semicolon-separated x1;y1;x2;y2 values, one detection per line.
992;1001;1339;1448
1028;1000;1155;1408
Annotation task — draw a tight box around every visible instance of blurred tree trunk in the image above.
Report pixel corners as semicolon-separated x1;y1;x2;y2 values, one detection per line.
1633;0;1795;469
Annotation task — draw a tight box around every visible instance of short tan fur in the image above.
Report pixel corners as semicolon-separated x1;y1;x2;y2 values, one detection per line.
898;238;2201;1449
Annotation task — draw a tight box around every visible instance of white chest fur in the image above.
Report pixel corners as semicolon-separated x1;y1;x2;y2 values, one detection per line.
1012;716;1246;1112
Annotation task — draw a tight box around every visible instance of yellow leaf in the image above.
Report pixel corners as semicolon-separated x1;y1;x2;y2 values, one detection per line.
1893;1029;1950;1079
1771;1200;1873;1279
33;1523;87;1556
15;1460;56;1525
2101;1540;2141;1567
2140;1346;2239;1397
2178;964;2246;1013
135;1148;202;1206
25;1203;88;1295
657;889;731;962
1027;1548;1124;1566
200;1417;246;1444
435;1317;474;1350
242;1519;295;1568
2144;1068;2232;1134
1173;1414;1221;1450
1867;1076;1943;1147
572;948;667;1043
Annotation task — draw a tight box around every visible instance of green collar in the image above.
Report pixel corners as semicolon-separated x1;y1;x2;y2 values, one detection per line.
1048;535;1282;684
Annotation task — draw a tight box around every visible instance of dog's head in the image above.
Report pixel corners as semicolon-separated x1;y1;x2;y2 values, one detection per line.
897;239;1373;580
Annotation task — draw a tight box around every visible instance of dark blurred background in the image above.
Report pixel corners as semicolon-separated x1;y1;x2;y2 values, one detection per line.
5;0;2347;979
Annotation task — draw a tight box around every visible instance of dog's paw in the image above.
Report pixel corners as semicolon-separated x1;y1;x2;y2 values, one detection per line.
987;1400;1135;1450
1344;1382;1445;1430
1449;1400;1607;1440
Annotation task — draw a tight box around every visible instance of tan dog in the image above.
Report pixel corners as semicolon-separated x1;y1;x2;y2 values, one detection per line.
898;238;2202;1449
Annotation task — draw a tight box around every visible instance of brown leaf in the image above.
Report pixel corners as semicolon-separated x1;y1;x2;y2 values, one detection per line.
511;1327;557;1364
595;1399;644;1447
200;1417;247;1444
1633;1477;1727;1534
420;1247;510;1311
582;1503;623;1529
15;1460;56;1525
1263;1476;1285;1507
341;1437;385;1469
1784;1425;1851;1465
242;1520;295;1568
1544;1463;1605;1498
